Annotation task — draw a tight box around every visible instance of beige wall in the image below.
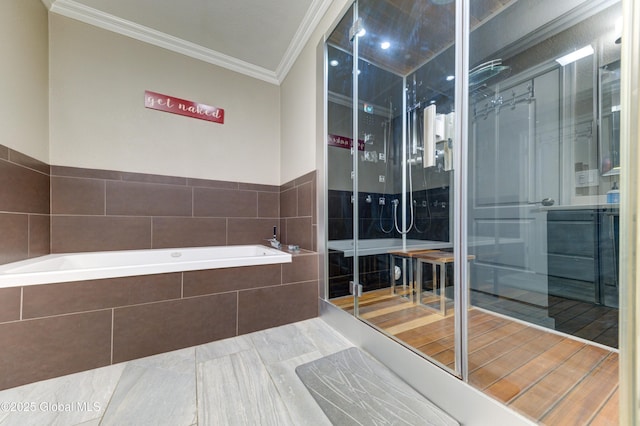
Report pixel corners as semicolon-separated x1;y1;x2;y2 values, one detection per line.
49;15;281;185
280;0;350;185
0;0;49;163
4;0;350;186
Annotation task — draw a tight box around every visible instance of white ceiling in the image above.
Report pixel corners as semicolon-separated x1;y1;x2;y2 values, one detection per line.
42;0;334;84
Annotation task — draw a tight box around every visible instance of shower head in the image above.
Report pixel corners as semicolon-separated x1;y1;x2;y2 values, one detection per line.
469;59;511;87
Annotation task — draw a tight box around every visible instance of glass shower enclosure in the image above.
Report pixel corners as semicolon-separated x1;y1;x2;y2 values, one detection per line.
326;0;461;374
325;0;621;422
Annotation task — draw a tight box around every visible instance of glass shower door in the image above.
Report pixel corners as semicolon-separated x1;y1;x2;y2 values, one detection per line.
326;5;357;313
350;0;462;377
465;1;621;422
326;0;622;423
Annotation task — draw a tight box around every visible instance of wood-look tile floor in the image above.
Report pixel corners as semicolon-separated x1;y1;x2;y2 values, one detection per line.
332;289;619;425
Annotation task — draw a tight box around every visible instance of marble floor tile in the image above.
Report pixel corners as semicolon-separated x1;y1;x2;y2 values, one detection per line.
197;348;294;426
73;419;101;426
249;322;319;365
0;318;455;426
195;333;253;364
129;346;195;375
0;363;125;426
295;318;354;356
264;351;333;426
100;360;196;426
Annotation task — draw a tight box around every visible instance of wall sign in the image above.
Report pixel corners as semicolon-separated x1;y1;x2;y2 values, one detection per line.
328;134;365;151
144;90;224;124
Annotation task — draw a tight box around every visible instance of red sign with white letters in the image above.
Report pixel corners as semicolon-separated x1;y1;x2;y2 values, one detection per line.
144;90;224;124
328;134;365;151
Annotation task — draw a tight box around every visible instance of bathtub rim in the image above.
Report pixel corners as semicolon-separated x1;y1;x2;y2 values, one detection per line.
0;245;292;288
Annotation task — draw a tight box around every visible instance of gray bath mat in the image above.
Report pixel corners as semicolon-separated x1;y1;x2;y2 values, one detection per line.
295;347;458;425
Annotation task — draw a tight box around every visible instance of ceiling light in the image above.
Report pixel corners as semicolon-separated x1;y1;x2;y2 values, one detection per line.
555;45;594;66
380;41;390;50
330;59;339;67
356;28;366;37
446;75;454;81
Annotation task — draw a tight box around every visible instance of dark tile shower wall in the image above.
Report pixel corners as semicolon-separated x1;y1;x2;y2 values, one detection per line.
328;252;393;298
327;187;449;298
327;187;450;242
0;144;50;265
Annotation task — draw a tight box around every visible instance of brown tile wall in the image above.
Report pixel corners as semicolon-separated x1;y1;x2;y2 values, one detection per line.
50;166;283;253
279;171;317;252
0;151;317;259
0;158;320;391
0;250;318;390
49;166;317;255
0;144;50;264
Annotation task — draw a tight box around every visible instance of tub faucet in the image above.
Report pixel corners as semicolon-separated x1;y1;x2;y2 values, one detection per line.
268;226;281;249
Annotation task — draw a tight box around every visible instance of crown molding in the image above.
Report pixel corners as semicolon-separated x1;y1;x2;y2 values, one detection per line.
275;0;333;83
47;0;281;85
41;0;54;9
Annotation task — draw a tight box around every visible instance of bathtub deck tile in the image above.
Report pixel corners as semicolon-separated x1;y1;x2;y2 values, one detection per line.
0;310;112;391
182;263;282;297
237;281;318;334
112;292;237;363
22;273;183;319
0;287;21;323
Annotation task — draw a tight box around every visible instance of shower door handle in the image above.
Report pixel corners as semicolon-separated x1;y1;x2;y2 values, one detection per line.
528;198;555;206
349;281;363;297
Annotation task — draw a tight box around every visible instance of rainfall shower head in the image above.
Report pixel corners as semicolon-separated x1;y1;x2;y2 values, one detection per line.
469;59;511;87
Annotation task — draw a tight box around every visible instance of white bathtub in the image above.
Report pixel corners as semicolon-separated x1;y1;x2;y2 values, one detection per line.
0;245;292;288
